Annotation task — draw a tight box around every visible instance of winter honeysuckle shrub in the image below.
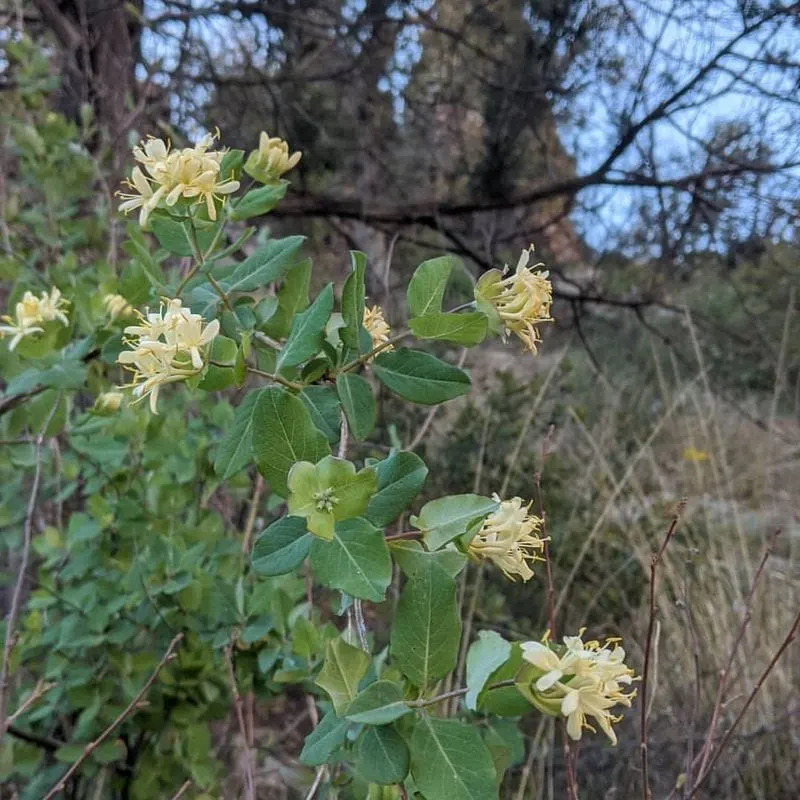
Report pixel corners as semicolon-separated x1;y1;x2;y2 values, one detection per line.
0;116;637;800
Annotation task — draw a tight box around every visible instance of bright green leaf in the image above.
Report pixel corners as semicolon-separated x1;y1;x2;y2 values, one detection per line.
315;637;371;716
251;516;312;576
372;349;470;405
262;258;312;339
253;387;331;496
357;725;410;785
413;494;498;551
345;681;411;725
336;373;376;441
229;181;288;221
341;250;367;348
277;283;334;369
225;236;304;293
365;451;428;528
410;312;487;346
408;717;498;800
407;255;456;317
310;518;392;601
465;631;512;710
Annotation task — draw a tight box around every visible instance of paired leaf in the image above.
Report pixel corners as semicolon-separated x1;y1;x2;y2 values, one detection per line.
309;518;392;601
277;283;334;369
365;450;428;528
214;389;263;479
346;680;411;725
341;251;367;348
336;373;376;441
390;540;467;580
300;386;341;443
262;258;312;338
407;255;456;317
357;725;410;785
408;716;498;800
253;387;330;496
412;494;498;551
299;710;349;766
372;348;470;405
465;631;512;711
390;557;460;688
251;516;313;576
410;312;487;346
316;637;371;716
225;236;304;293
229;181;288;221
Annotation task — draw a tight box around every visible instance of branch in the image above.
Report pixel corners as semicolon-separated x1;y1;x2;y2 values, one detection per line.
225;645;255;800
42;633;184;800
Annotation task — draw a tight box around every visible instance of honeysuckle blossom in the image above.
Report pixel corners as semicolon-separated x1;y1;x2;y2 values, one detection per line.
0;287;69;350
245;131;302;183
94;391;124;414
474;247;553;353
118;132;239;226
118;298;219;413
363;304;392;355
104;293;134;321
467;493;545;581
520;632;638;744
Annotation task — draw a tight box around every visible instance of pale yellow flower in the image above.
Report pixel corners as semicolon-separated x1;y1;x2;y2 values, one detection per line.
0;288;69;350
475;247;553;353
95;391;124;414
104;293;134;322
119;132;240;225
245;131;302;183
467;493;545;581
363;304;392;355
521;632;638;744
118;298;219;412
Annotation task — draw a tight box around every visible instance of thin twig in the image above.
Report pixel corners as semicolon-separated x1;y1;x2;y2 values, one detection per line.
225;645;256;800
0;409;54;736
693;528;783;784
42;633;183;800
640;502;685;800
241;474;264;555
169;780;193;800
688;609;800;795
305;766;326;800
3;680;54;732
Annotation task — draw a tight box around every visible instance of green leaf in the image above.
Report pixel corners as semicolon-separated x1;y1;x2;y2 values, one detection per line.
229;181;288;221
365;451;428;528
276;283;334;369
310;518;392;601
389;540;467;580
315;637;371;716
357;725;410;785
287;456;377;540
148;214;194;257
197;335;238;391
465;631;512;711
300;710;349;766
253;387;331;496
6;360;87;395
390;558;460;688
55;743;88;763
407;255;456;317
251;516;312;576
219;148;245;180
214;389;264;479
408;717;498;800
263;258;312;339
341;251;367;348
372;349;470;405
225;236;304;293
484;719;525;785
410;312;487;346
413;494;498;551
336;373;376;441
345;680;411;725
477;645;530;717
300;386;341;443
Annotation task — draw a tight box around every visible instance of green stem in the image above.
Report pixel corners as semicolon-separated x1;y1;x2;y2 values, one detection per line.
206;271;236;315
407;679;516;709
247;366;302;391
338;331;410;374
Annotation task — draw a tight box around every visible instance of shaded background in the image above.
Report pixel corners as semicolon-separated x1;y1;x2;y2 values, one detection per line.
4;1;800;797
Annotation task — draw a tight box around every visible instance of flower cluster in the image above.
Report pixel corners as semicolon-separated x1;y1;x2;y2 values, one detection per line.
475;247;553;353
467;494;546;581
521;632;638;744
363;304;393;355
0;287;69;350
117;298;219;413
118;132;240;227
244;131;302;183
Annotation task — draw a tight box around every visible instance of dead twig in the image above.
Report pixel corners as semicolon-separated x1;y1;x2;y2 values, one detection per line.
224;645;256;800
640;502;685;800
